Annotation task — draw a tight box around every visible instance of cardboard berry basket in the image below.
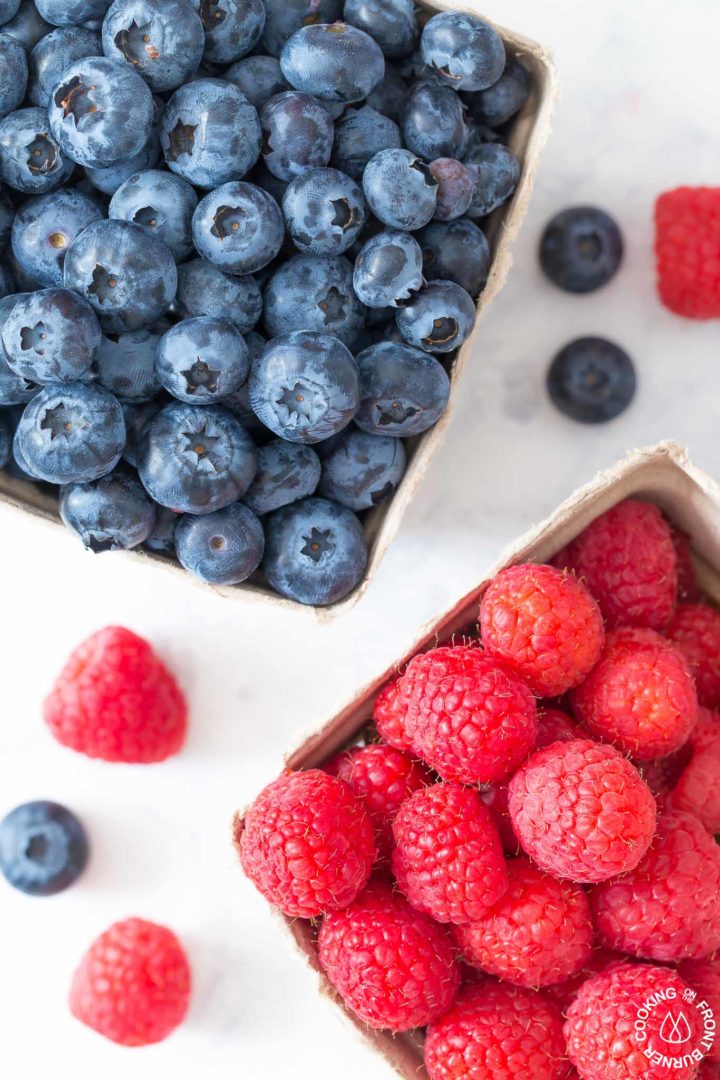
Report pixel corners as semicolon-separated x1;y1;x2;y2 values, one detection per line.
237;442;720;1077
0;3;557;616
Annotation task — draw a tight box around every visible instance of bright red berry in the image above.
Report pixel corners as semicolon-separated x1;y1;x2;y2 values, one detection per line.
667;707;720;833
43;626;187;763
236;769;375;918
670;525;700;602
554;500;677;631
391;782;508;924
565;962;704;1079
424;980;570;1080
655;186;720;318
508;739;657;883
667;602;720;708
536;707;584;747
372;675;411;750
480;563;604;697
570;626;698;760
69;917;190;1046
544;948;626;1015
590;811;720;961
455;857;594;988
678;957;720;1063
401;645;537;784
317;881;460;1032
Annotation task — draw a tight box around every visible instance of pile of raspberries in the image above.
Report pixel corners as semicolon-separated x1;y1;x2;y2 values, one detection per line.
236;498;720;1080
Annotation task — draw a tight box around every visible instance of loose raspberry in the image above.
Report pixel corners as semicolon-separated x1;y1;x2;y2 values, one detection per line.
678;957;720;1063
570;627;698;760
508;739;657;883
455;857;594;988
565;962;704;1079
554;500;677;631
667;707;720;832
317;881;459;1031
391;782;508;924
480;563;604;697
590;811;720;961
372;675;411;750
401;645;537;784
536;707;584;747
545;949;625;1015
667;602;720;708
670;524;700;602
235;769;375;918
43;626;187;763
424;981;570;1080
655;187;720;318
329;743;429;861
69;917;190;1046
479;782;518;853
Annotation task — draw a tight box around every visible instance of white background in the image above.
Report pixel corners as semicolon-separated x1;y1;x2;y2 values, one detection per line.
2;2;720;1078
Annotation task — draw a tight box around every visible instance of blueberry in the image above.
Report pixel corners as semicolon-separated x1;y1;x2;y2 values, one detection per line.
547;337;636;424
282;167;366;256
10;187;103;288
35;0;110;25
243;438;320;515
0;405;12;467
63;219;177;333
225;54;289;109
0;292;40;404
352;229;424;308
156;316;249;405
2;288;101;384
28;26;101;107
362;148;438;230
144;504;179;555
331;105;401;181
102;0;204;92
259;91;334;182
0;33;28;119
343;0;417;58
175;259;262;333
463;58;532;128
281;22;384;103
0;107;73;195
0;3;51;50
96;324;164;402
420;11;504;92
0;1;20;22
464;142;520;218
0;800;89;896
317;426;406;510
264;254;365;347
249;330;359;444
121;397;159;464
0;262;14;300
136;400;256;513
60;464;156;551
16;380;125;483
48;57;154;168
396;278;475;354
195;0;265;63
429;158;476;221
0;182;13;253
418;218;490;296
539;206;624;294
192;181;284;275
365;63;408;124
83;133;161;198
403;81;467;161
175;500;263;585
261;0;341;57
354;340;449;436
161;78;261;189
262;495;367;605
109;169;198;262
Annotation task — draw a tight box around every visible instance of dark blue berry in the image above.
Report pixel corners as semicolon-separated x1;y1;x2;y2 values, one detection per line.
1;3;51;50
35;0;110;25
539;206;624;294
144;504;179;555
343;0;417;58
83;97;162;195
355;340;450;436
352;229;424;308
27;26;100;107
0;32;28;119
96;324;165;403
280;22;384;104
463;58;532;127
262;495;367;605
547;337;636;424
192;180;284;274
109;169;198;263
402;81;467;161
0;800;89;896
243;437;320;515
396;278;475;354
156;316;249;405
11;188;103;288
225;54;289;108
196;0;265;64
121;398;159;465
331;105;402;181
1;287;100;383
0;263;13;300
0;404;12;467
464;142;520;218
60;465;157;551
420;11;504;92
259;91;334;182
175;259;262;333
261;0;341;57
264;254;365;346
175;500;264;585
0;1;20;22
429;158;476;221
363;148;437;230
366;63;408;123
102;0;204;92
0;292;40;404
418;218;490;297
317;425;406;510
282;167;366;255
0;182;13;253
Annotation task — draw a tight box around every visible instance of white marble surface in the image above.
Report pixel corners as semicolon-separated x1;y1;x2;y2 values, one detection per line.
2;2;720;1077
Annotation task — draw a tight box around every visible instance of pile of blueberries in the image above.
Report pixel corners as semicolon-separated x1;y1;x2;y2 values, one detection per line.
0;0;531;605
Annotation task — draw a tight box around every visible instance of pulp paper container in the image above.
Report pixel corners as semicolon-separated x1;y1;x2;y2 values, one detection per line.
237;442;720;1077
0;3;557;615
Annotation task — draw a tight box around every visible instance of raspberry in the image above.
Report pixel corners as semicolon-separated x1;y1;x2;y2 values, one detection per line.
480;563;604;697
317;881;459;1031
69;918;190;1046
329;743;429;861
424;981;570;1080
667;707;720;833
655;187;720;318
700;1064;720;1079
536;707;584;747
565;961;704;1080
401;645;537;784
570;627;698;760
670;525;700;602
590;811;720;961
236;769;375;918
554;500;677;631
391;782;508;924
678;957;720;1063
372;675;411;750
508;739;657;883
43;626;187;763
455;857;594;988
667;602;720;708
544;949;625;1015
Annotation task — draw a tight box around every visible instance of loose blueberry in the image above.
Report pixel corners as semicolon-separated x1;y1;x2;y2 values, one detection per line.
264;254;366;347
280;22;384;104
331;105;402;182
96;324;164;403
121;398;159;465
261;0;341;57
0;32;28;119
0;800;89;896
0;405;12;467
175;500;264;585
225;54;289;109
354;340;450;437
464;142;520;218
11;188;103;288
0;3;51;51
539;206;624;294
403;81;467;161
196;0;265;64
109;169;198;262
463;57;532;127
396;279;475;354
418;218;490;297
243;438;320;515
352;229;424;308
0;293;40;404
366;63;408;124
0;1;20;23
429;158;477;221
83;95;163;194
0;182;13;252
0;262;14;300
144;504;179;555
175;259;262;333
362;148;437;231
420;11;505;92
60;465;157;551
547;337;636;423
156;316;249;405
1;288;100;384
259;91;334;182
318;426;406;510
27;26;101;107
282;167;366;256
35;0;110;26
102;0;204;92
343;0;417;58
191;181;284;277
